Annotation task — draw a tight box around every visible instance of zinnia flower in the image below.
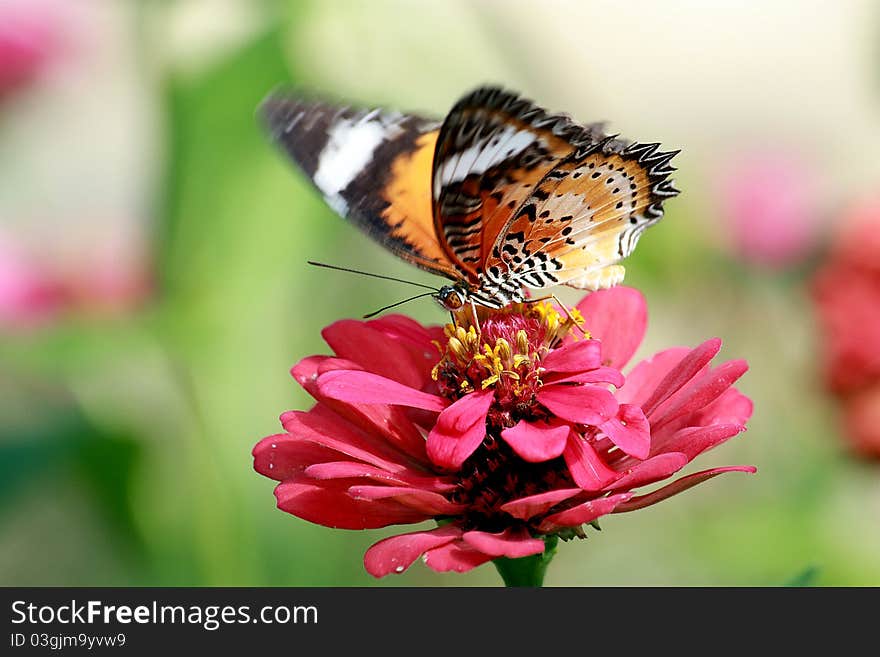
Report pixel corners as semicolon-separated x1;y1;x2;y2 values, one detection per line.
812;199;880;459
253;287;754;579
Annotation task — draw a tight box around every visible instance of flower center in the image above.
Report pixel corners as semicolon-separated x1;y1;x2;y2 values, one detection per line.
451;430;574;533
432;301;586;404
431;301;588;533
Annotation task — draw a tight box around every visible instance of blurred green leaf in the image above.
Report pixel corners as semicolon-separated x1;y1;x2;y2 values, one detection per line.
73;432;142;543
148;17;357;585
785;565;820;587
157;27;295;294
0;409;142;549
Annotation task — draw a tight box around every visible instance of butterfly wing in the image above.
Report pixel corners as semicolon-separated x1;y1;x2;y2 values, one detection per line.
486;138;680;291
260;91;462;280
431;87;606;280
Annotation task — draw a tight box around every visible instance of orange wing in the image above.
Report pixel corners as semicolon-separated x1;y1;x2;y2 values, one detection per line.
430;87;606;281
261;88;679;299
485;136;680;291
261;92;462;280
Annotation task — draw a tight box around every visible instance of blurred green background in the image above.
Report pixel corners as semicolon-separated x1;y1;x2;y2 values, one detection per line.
1;0;879;586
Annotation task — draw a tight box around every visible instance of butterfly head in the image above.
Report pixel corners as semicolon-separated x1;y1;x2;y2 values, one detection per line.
435;284;468;312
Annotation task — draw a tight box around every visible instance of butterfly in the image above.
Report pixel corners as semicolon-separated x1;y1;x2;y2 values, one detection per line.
260;86;679;312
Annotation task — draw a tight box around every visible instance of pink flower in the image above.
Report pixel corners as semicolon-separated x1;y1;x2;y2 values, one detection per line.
841;383;880;460
0;230;152;330
0;234;65;328
812;199;880;459
713;149;821;268
0;2;60;99
253;288;754;577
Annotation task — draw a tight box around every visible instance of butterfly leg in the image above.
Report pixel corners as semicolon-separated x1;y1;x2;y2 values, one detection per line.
469;300;482;337
447;303;482;337
524;294;587;335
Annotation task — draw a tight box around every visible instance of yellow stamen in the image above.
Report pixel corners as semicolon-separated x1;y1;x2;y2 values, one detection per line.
516;330;529;356
481;374;499;389
496;338;512;362
448;337;467;361
465;326;479;349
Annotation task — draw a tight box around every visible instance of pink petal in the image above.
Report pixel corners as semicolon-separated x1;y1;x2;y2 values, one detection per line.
574;287;647;369
537;384;617;425
303;461;455;492
422;541;494;573
291;354;335;394
367;314;445;356
309;400;430;464
563;433;619;491
615;347;692;406
367;314;447;380
317;369;447;411
364;525;461;577
541;339;602;372
500;488;583;520
603;452;689;491
462;527;546;559
280;409;419;474
655;424;746;460
291;354;370;398
538;492;633;531
651;359;749;430
543;366;625;388
613;466;757;513
638;339;722;418
292;358;431;461
253;433;344;481
274;475;429;529
291;356;436;464
695;388;754;426
598;403;651;459
500;420;569;462
347;485;465;515
426;390;494;470
322;319;425;388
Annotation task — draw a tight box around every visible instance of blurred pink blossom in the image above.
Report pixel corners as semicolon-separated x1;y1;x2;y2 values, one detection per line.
811;198;880;460
0;229;152;331
0;1;61;99
713;149;822;268
842;383;880;460
0;234;64;328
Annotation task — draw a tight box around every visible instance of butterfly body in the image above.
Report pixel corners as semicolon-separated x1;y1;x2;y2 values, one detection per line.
261;86;679;311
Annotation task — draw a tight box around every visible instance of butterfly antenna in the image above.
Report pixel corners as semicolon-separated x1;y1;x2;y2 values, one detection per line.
307;261;439;291
363;292;436;319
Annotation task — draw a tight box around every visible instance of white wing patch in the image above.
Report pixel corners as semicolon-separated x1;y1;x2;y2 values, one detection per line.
314;113;404;214
434;126;536;196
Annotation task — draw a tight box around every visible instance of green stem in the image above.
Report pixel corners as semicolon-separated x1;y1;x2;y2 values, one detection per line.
492;535;559;587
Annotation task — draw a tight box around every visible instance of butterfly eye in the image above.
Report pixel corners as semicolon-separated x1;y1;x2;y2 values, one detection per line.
437;286;465;311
